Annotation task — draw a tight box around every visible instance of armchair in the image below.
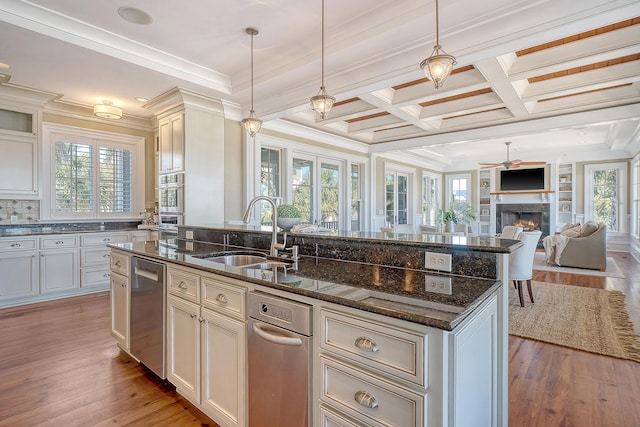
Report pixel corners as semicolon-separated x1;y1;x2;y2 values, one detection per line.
543;222;607;270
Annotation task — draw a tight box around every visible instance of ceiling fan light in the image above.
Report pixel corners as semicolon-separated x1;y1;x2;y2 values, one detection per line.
93;101;122;119
310;87;336;120
419;46;456;89
241;110;263;137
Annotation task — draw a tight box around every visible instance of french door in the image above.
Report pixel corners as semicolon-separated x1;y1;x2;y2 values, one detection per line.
385;171;410;225
291;155;343;230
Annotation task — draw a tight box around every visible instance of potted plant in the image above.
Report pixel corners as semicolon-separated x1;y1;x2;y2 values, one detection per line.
440;197;476;232
276;204;301;231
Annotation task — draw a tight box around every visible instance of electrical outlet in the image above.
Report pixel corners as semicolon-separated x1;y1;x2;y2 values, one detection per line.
425;252;452;272
185;230;194;240
10;215;18;224
424;274;452;295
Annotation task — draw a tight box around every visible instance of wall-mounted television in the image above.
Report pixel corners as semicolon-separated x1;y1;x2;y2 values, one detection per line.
499;167;546;191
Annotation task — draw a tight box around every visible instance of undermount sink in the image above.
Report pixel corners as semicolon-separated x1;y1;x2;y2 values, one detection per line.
201;254;268;266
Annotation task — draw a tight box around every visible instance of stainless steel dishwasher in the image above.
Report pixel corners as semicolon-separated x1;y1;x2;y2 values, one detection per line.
248;291;312;427
130;256;166;379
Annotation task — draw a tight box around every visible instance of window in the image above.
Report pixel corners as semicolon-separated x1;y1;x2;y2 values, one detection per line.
385;170;410;225
422;174;440;225
584;162;627;232
351;163;363;231
259;147;281;225
292;156;342;229
43;124;144;220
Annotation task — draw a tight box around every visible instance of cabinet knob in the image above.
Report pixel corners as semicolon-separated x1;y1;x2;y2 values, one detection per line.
354;336;379;353
354;390;378;409
121;283;126;288
216;293;228;304
178;281;188;290
10;243;21;248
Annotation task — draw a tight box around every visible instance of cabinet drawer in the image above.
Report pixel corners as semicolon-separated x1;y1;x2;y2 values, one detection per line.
321;309;426;386
81;233;130;246
81;247;112;267
81;266;111;288
320;356;425;427
168;267;200;303
201;276;246;320
40;235;78;249
110;251;130;277
0;238;37;251
320;405;366;427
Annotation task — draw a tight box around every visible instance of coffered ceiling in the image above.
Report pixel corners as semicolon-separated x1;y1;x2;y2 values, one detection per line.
0;0;639;171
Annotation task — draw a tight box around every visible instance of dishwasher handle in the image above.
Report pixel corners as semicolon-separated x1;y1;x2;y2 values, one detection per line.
252;321;303;346
134;267;159;282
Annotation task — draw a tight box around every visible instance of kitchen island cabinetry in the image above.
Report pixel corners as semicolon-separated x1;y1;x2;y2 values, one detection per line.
166;265;247;427
110;269;130;351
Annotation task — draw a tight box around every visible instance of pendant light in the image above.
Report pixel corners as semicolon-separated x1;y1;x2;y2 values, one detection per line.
310;0;335;119
419;0;457;89
241;27;262;136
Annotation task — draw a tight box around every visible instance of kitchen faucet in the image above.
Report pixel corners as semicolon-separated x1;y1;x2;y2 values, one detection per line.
242;196;284;257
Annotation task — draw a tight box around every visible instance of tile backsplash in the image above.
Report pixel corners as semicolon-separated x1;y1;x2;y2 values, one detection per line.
0;199;40;224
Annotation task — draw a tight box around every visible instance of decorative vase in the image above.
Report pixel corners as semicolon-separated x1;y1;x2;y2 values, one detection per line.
276;217;301;231
446;222;455;233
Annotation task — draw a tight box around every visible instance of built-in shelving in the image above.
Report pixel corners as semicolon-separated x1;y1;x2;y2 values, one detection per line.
478;170;492;235
556;163;574;231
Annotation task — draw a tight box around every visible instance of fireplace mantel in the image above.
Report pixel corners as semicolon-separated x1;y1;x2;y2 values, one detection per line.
490;190;555;195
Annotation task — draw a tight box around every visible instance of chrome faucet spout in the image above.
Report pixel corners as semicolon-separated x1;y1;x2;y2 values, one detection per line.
242;196;280;256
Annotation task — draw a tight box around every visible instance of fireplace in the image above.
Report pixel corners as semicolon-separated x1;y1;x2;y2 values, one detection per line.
496;203;550;246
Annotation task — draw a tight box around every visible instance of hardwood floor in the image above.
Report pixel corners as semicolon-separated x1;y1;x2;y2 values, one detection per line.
509;251;640;427
0;293;218;427
0;254;638;426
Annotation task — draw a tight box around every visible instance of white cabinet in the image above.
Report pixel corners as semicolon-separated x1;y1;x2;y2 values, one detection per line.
81;232;130;289
0;105;39;197
165;267;247;427
110;271;130;350
0;238;38;301
39;235;79;293
159;112;184;173
167;293;201;403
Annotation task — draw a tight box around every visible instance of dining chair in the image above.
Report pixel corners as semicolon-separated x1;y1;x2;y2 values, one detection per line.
509;230;542;307
500;225;523;240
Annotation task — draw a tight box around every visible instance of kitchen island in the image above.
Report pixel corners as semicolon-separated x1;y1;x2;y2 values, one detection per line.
110;225;520;427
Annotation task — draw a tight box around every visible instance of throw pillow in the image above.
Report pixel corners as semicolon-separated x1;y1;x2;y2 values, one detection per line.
580;221;599;237
560;228;580;238
562;222;580;231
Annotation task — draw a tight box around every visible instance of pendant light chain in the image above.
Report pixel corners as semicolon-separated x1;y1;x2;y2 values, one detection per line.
321;0;325;88
250;30;255;110
435;0;440;47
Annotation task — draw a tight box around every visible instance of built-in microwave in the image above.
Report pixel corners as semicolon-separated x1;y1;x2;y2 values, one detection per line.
158;172;184;214
158;213;183;230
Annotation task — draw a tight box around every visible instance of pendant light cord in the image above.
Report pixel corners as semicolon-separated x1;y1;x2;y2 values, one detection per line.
321;0;325;87
250;31;255;110
435;0;440;47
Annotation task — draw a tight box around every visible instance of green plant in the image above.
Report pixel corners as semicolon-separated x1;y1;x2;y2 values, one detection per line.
276;204;301;218
439;197;476;224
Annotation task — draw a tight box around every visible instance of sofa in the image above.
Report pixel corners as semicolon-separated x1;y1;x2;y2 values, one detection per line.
542;221;607;270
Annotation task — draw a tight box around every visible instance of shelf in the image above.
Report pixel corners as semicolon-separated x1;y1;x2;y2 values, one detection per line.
490;190;555;195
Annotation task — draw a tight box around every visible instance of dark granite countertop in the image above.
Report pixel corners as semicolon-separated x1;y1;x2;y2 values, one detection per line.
0;221;144;237
110;238;502;331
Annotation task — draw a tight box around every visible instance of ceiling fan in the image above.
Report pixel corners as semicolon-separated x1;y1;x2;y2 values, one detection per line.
478;142;546;169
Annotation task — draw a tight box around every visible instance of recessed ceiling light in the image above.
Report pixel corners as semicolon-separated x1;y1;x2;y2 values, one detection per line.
0;62;10;69
135;97;148;102
118;7;153;25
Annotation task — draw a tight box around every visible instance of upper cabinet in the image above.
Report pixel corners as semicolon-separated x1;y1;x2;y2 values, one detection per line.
0;105;40;197
556;163;575;231
159;112;184;173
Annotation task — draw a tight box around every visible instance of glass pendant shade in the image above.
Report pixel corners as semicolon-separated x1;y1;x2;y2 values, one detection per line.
310;86;335;120
241;110;262;137
419;45;457;89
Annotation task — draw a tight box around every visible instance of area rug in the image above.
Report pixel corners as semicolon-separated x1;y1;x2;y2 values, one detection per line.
533;252;625;278
509;281;640;363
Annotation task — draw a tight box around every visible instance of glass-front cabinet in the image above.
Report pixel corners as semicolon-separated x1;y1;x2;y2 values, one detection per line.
556;163;575;231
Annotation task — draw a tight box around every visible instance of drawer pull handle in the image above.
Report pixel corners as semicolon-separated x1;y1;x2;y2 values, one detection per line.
178;281;188;290
216;293;228;304
10;243;21;248
190;313;197;319
56;240;64;245
114;260;122;267
121;283;126;288
103;238;111;242
104;273;110;278
103;253;111;258
355;336;379;353
354;390;378;409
